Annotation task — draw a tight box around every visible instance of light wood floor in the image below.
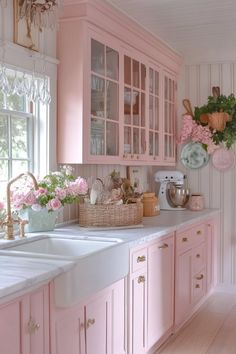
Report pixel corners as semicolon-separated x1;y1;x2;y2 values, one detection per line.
155;292;236;354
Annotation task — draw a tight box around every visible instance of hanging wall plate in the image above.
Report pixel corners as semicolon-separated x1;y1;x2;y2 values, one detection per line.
180;142;209;169
212;147;235;172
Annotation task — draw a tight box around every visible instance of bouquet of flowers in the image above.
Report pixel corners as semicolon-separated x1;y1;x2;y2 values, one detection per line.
178;89;236;152
12;166;88;212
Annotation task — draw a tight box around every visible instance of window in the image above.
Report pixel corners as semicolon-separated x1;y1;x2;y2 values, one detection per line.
0;67;48;201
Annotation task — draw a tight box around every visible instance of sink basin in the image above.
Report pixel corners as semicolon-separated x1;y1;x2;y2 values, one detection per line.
5;234;129;307
6;236;120;259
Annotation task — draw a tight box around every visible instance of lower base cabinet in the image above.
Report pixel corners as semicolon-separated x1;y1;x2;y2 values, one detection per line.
175;218;216;328
0;285;49;354
50;278;126;354
147;235;174;351
128;233;175;354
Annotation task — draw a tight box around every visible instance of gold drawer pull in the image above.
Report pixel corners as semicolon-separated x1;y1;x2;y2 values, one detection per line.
158;243;169;249
196;274;204;280
137;255;146;263
182;237;188;242
138;275;145;283
86;318;95;328
195;284;200;289
196;254;200;258
197;230;202;235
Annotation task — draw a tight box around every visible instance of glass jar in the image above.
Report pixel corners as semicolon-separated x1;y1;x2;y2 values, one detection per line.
142;192;160;217
189;194;204;211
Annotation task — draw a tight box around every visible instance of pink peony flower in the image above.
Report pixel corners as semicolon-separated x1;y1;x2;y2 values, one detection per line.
24;191;36;206
178;114;218;154
55;187;67;199
46;198;62;211
66;178;88;197
35;187;48;197
0;201;4;209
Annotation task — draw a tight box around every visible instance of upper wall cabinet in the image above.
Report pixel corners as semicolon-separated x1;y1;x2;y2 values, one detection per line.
57;0;182;165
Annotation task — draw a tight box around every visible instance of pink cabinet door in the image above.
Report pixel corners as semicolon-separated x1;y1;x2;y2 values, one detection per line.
85;291;112;354
123;53;147;162
147;235;174;350
148;65;161;163
129;272;147;354
175;249;192;326
206;220;214;291
29;286;49;354
163;72;177;163
53;308;84;354
0;296;29;354
0;285;49;354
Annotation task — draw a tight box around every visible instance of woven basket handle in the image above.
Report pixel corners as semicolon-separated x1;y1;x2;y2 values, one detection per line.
182;99;194;117
212;86;220;97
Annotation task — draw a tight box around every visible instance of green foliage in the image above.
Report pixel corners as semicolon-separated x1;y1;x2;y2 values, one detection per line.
194;94;236;149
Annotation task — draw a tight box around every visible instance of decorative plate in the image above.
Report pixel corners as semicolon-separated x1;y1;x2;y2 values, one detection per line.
180;142;209;169
212;147;235;172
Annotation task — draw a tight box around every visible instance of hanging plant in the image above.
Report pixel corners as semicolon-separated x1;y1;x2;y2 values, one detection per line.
179;87;236;151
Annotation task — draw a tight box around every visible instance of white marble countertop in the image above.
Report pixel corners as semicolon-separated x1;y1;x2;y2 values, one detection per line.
0;208;220;303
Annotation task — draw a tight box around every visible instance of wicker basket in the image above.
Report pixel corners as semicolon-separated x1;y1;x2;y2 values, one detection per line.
79;202;143;227
208;112;231;132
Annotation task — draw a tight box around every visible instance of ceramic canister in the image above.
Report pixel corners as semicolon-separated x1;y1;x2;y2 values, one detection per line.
189;194;204;211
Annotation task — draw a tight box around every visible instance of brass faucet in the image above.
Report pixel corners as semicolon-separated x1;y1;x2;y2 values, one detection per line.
1;172;39;240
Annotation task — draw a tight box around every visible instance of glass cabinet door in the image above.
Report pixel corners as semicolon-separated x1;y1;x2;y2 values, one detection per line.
90;39;119;156
123;55;146;159
164;73;176;161
148;67;160;161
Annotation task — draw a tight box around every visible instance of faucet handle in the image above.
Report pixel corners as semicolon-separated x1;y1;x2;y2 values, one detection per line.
18;218;29;238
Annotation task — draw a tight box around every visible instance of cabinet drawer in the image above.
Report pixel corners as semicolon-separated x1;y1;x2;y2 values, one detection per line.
192;224;206;245
176;229;193;253
176;223;206;253
192;269;206;304
192;243;206;274
131;247;147;273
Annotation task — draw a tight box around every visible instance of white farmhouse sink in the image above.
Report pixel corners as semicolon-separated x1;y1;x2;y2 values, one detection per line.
7;236;120;259
5;234;129;307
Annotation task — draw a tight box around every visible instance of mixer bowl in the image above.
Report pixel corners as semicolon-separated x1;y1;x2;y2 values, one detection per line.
167;183;190;208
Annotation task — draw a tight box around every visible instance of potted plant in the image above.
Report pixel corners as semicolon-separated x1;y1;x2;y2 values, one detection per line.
12;166;88;232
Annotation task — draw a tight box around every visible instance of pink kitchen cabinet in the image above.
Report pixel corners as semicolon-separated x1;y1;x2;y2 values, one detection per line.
0;285;49;354
57;0;181;166
50;278;125;354
175;221;214;329
147;234;175;351
128;245;148;354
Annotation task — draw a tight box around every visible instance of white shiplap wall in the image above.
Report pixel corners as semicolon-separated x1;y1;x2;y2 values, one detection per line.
178;62;236;286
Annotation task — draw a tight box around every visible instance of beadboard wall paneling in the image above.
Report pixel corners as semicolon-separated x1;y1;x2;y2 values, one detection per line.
178;62;236;286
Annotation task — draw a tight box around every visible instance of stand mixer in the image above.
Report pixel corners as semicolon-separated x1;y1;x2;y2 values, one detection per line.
155;171;189;210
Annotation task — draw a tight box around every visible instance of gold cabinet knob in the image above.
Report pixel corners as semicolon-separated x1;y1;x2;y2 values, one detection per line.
196;274;204;280
137;255;146;263
195;284;200;288
136;155;140;159
182;237;188;242
86;318;96;329
197;230;202;235
138;275;145;283
196;254;200;258
158;243;169;249
27;318;40;334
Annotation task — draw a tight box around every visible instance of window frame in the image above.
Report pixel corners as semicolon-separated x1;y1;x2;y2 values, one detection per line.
0;109;34;181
